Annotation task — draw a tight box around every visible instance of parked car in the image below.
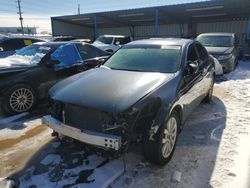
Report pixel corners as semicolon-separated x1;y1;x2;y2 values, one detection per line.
93;35;132;53
43;38;215;165
50;36;76;42
71;39;92;43
0;36;45;58
0;42;109;114
196;33;240;72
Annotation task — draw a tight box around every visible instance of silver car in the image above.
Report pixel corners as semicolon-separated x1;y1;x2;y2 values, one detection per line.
197;33;239;72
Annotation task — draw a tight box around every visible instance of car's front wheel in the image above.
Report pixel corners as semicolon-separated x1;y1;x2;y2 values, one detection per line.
142;110;180;165
2;84;36;114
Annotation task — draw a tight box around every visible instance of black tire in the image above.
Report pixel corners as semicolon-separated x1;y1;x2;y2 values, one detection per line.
204;75;215;103
142;110;180;165
2;84;36;114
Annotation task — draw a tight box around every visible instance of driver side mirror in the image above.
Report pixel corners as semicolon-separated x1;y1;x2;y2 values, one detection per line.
185;60;199;75
0;47;3;52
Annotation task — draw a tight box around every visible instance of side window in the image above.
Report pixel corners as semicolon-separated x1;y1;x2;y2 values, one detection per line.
195;43;208;62
1;39;17;51
88;45;108;57
124;37;131;43
14;39;26;49
76;44;96;59
114;37;130;45
187;43;199;63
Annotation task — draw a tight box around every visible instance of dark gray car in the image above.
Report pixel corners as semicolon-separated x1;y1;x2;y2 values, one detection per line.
43;38;215;165
196;33;239;72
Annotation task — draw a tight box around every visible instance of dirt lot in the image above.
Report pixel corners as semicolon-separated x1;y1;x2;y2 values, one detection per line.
0;61;249;188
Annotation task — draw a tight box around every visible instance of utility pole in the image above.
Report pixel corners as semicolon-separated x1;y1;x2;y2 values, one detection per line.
17;0;24;35
78;4;80;14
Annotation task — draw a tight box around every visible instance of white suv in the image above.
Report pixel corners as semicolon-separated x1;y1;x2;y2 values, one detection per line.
93;35;132;53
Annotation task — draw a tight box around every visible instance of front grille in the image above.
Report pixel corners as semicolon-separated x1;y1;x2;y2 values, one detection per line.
64;104;111;132
49;100;63;121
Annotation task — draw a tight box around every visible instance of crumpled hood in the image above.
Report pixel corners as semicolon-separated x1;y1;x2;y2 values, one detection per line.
0;54;41;69
205;47;234;55
50;66;175;113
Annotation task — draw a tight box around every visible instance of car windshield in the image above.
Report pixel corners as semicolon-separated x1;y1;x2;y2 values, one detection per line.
104;45;181;73
16;44;51;57
94;36;113;44
197;35;234;47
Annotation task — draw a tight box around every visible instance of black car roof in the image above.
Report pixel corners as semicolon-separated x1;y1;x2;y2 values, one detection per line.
33;41;108;53
0;36;45;41
127;38;193;47
32;41;83;47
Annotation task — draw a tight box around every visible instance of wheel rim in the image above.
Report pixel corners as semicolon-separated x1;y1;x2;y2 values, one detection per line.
162;117;178;158
9;88;34;112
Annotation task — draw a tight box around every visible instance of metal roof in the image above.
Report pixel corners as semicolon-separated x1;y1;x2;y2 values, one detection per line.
52;0;250;28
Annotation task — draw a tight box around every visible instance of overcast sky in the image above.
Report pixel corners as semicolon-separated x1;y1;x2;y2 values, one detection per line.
0;0;203;33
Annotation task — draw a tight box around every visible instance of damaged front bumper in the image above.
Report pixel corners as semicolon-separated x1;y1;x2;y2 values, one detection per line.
42;115;122;150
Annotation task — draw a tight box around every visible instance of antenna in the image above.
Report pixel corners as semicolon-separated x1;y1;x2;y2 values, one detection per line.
16;0;24;35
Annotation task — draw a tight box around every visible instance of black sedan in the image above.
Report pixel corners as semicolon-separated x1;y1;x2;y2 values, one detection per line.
0;42;109;114
43;38;215;165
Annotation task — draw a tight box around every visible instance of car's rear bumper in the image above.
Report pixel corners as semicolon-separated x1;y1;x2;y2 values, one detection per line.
42;115;122;150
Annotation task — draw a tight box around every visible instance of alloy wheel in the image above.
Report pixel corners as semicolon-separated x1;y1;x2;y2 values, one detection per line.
162;117;178;158
9;88;34;112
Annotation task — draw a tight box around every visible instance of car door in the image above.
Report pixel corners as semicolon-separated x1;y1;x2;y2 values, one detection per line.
195;42;212;97
179;43;204;121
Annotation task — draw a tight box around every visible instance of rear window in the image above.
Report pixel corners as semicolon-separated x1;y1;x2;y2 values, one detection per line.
197;35;234;47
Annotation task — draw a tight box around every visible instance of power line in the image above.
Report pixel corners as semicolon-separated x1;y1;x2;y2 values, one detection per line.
16;0;24;35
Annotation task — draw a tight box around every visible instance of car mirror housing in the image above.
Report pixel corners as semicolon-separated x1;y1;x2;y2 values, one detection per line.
115;41;120;45
185;60;198;75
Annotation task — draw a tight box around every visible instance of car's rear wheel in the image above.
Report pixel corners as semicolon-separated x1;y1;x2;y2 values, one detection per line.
142;110;180;165
2;84;36;114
